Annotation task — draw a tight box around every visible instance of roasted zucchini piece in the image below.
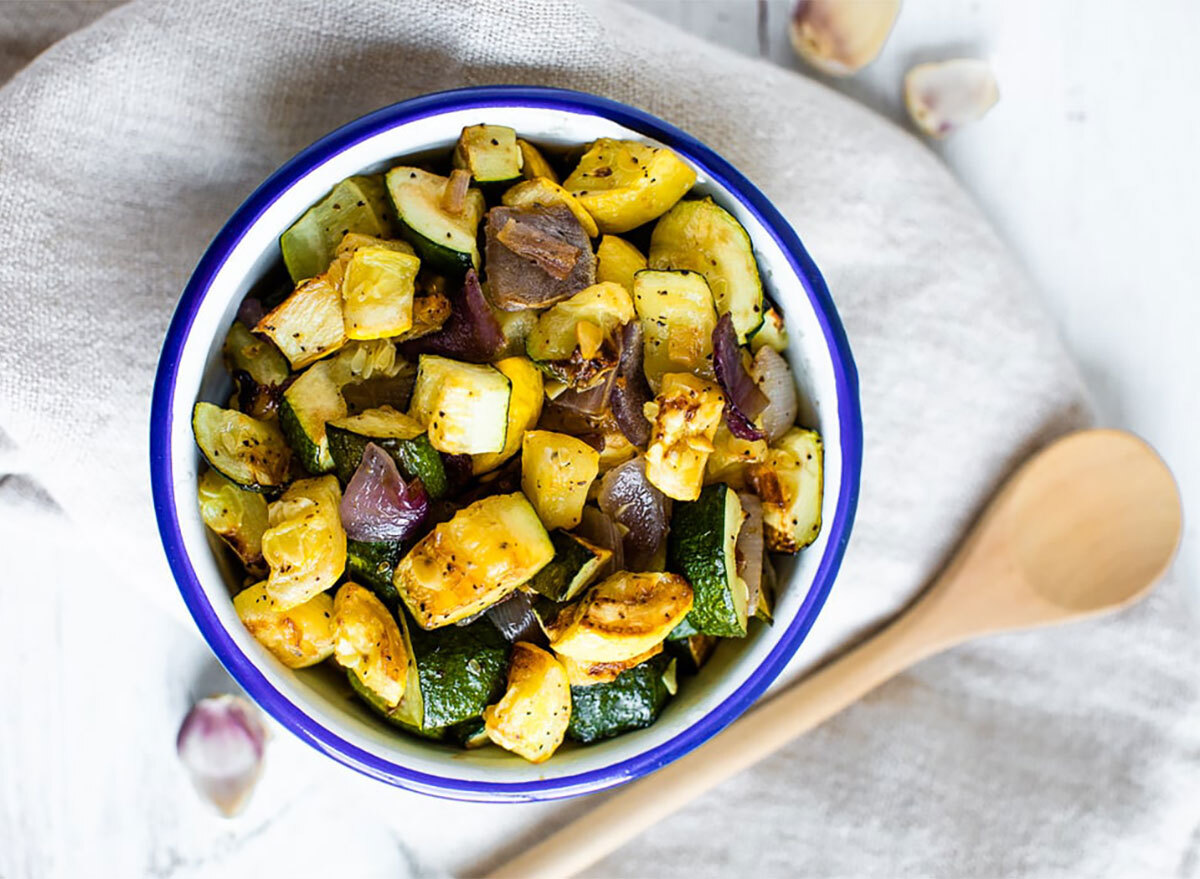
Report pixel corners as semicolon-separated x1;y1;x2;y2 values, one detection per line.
278;360;347;474
633;268;717;390
447;717;491;749
453;124;522;185
667;483;750;637
750;306;788;353
408;354;511;455
649;197;764;343
526;530;611;602
549;571;693;663
333;582;408;708
521;430;601;530
493;308;541;359
748;427;823;553
559;642;663;687
393;492;554;629
223;322;290;389
261;475;347;610
386;167;485;275
563;138;696;234
704;424;768;489
346;539;404;607
325;405;448;498
566;652;674;743
471;356;544;475
281;175;392;283
483;642;571;764
643;373;726;501
595;234;647;292
197;469;270;572
254;275;347;369
518;138;559;183
524;282;634;386
233;581;335;669
502;177;599;238
192;402;291;491
394;609;511;731
340;245;421;341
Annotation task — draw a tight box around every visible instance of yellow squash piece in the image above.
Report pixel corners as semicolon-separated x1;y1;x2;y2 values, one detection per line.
326;233;415;289
340;245;421;340
633;268;717;390
483;642;571;764
332;583;408;707
595;235;647;292
472;356;544;474
704;424;768;489
197;469;270;573
748;427;824;553
260;476;347;610
563;138;697;234
558;643;664;687
521;430;601;530
518;138;559;183
393;493;554;629
233;582;335;669
453;124;522;183
643;373;726;501
502;177;599;238
549;571;693;663
255;275;346;369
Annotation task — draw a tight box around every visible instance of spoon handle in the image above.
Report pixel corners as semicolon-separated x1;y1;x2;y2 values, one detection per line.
486;599;955;879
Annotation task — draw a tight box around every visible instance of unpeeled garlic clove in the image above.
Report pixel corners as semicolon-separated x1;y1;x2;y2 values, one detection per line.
789;0;901;77
177;694;267;817
904;59;999;138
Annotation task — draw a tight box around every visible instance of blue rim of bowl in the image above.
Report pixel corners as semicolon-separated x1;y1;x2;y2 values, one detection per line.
150;85;863;802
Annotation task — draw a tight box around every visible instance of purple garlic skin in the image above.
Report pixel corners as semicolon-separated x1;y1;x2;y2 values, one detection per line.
177;694;267;817
790;0;901;76
904;59;1000;138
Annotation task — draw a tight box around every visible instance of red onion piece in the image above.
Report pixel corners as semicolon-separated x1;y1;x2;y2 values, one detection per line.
236;297;266;329
340;443;428;542
735;491;764;614
610;321;653;447
598;457;670;570
575;506;625;575
400;269;504;363
177;694;267;818
713;313;768;441
554;364;618;416
751;346;800;443
486;590;546;645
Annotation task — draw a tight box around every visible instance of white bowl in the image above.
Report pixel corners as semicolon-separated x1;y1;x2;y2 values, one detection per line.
150;86;862;802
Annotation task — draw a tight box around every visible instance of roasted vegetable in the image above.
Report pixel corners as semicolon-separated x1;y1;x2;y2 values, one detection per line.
559;643;663;686
333;582;408;707
748;427;823;553
525;282;634;386
595;234;647;292
643;373;726;501
223;322;289;392
704;424;768;489
563;138;696;234
340;245;420;340
281;175;392;283
526;530;611;602
346;538;404;608
386;167;485;274
408;354;511;455
521;430;601;530
649;197;763;343
399;269;503;363
633;268;717;390
393;492;554;629
549;571;693;663
233;581;335;669
471;356;544;474
566;652;674;743
667;483;750;637
260;475;347;610
453;124;522;185
197;468;270;572
326;405;448;497
483;642;571;763
666;633;718;675
339;443;428;543
254;275;347;369
502;177;599;238
485;204;596;310
192;402;291;491
517;138;558;183
278;360;347;475
749;305;788;353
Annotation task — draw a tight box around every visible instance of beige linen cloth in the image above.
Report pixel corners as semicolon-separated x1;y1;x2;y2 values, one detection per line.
1;2;1198;877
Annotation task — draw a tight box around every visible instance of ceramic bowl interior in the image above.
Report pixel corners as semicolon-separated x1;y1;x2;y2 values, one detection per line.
151;87;861;802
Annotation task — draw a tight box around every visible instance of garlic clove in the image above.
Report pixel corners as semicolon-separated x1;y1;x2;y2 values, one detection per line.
904;59;1000;138
177;694;267;817
789;0;901;77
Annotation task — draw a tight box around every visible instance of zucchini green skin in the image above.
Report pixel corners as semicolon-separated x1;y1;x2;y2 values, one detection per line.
394;214;475;276
567;653;673;744
346;670;447;741
192;402;291;492
281;175;392;282
346;539;404;607
278;395;331;474
667;483;749;638
326;424;449;498
446;717;490;748
667;616;702;641
526;530;607;602
403;610;511;730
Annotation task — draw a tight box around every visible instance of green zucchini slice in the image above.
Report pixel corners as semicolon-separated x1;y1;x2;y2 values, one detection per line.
566;652;674;744
281;175;392;283
278;361;347;475
632;268;718;390
526;530;610;602
346;539;405;607
453;124;522;184
326;406;449;498
408;355;511;455
386;167;485;275
222;322;290;389
346;668;446;741
667;483;751;637
192;402;291;491
649;197;764;343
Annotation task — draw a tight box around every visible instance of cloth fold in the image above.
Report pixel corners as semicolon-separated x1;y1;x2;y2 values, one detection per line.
1;2;1196;877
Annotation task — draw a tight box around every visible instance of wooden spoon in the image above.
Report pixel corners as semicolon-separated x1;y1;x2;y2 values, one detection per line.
489;429;1181;879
